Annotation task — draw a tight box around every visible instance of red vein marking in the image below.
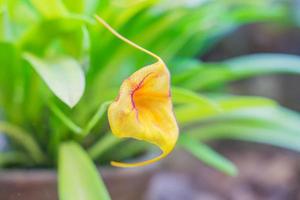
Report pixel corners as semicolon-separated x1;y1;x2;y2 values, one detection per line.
130;72;154;120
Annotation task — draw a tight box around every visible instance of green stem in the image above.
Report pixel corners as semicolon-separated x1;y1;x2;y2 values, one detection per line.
0;122;45;163
88;133;121;160
48;102;82;135
80;101;112;137
48;101;112;138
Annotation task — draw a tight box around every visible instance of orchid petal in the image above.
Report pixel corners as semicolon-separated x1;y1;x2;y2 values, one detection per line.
108;60;178;167
95;16;179;168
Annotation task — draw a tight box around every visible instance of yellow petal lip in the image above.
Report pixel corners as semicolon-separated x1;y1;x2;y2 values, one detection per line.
108;61;179;168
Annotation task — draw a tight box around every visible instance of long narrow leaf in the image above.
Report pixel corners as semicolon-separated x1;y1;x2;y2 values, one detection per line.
179;134;237;176
173;54;300;90
175;96;277;124
188;108;300;152
59;142;111;200
0;122;45;163
0;151;29;167
172;87;220;109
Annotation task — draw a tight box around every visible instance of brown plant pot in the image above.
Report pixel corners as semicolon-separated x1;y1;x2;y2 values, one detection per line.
0;166;156;200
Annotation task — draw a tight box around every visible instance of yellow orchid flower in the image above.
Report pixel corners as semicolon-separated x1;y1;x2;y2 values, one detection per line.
95;16;179;168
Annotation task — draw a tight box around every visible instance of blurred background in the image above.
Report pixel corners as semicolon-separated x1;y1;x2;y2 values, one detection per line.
135;0;300;199
152;4;300;200
147;8;300;200
1;0;300;200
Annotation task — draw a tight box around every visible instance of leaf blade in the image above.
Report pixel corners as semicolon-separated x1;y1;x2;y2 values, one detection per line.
179;134;237;176
29;0;68;18
24;53;85;108
175;95;277;124
188;107;300;152
173;54;300;90
59;142;111;200
172;86;220;110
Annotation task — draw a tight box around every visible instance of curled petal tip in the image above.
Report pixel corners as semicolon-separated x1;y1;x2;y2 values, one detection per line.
110;152;167;168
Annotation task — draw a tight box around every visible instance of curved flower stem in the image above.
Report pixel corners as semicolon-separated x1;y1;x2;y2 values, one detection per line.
95;15;162;62
88;133;122;160
0;122;45;163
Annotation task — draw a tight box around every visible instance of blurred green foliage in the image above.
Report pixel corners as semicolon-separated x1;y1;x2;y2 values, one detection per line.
1;0;300;199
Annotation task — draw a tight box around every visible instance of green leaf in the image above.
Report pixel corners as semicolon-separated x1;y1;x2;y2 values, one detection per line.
48;101;82;134
19;17;86;55
173;54;300;90
175;95;277;124
172;87;220;110
88;133;121;160
191;122;300;152
188;108;300;152
62;0;84;13
174;1;288;57
0;42;17;106
218;96;278;110
0;151;29;167
0;122;45;163
23;53;85;108
225;53;300;75
179;134;237;176
81;101;112;137
29;0;68;18
0;0;4;7
0;1;11;41
175;104;219;124
59;142;111;200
